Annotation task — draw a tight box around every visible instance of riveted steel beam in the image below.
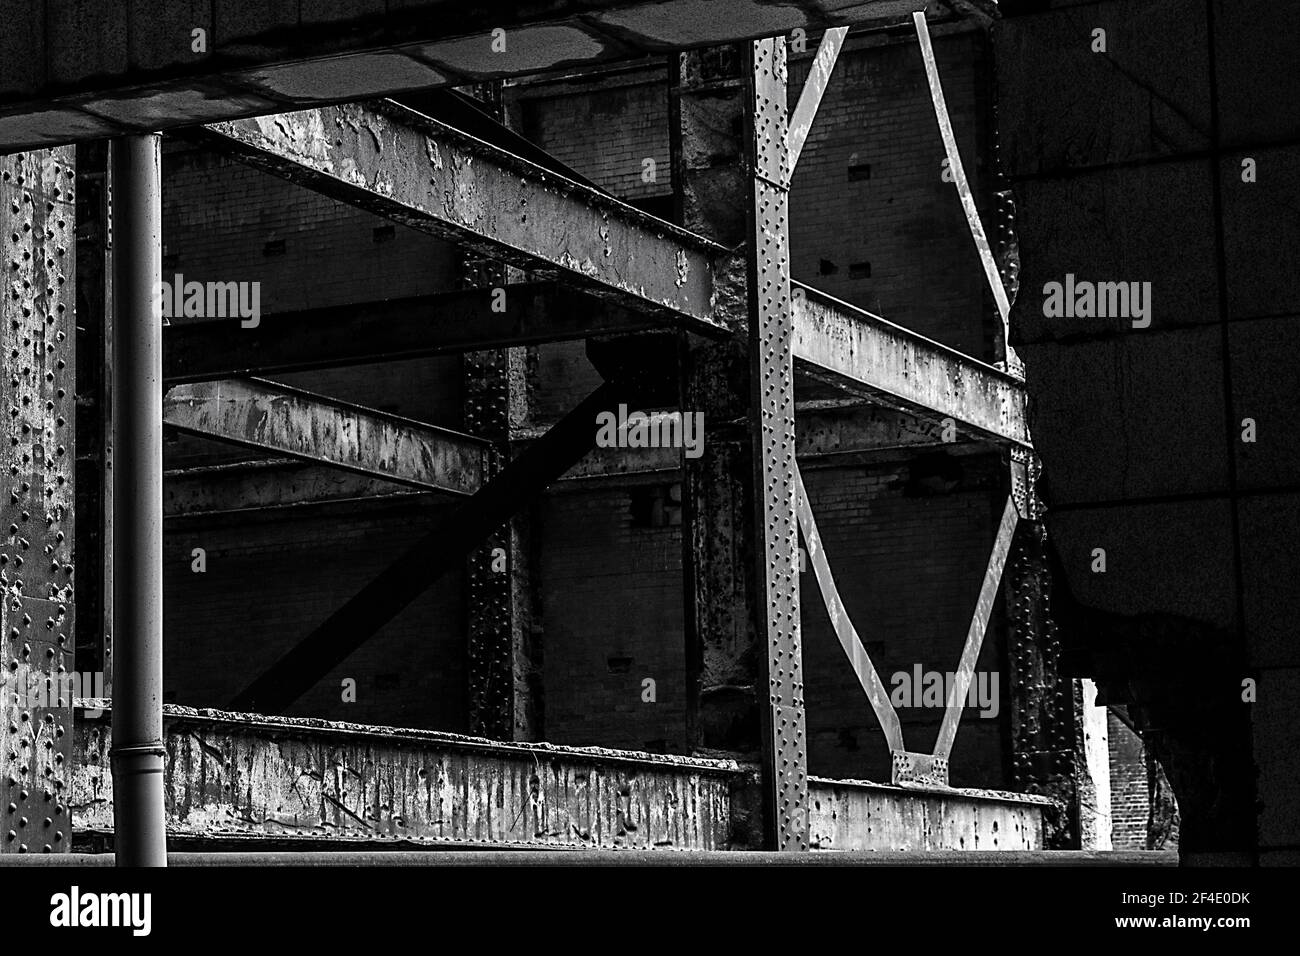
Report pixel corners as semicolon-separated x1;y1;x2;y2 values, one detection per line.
747;36;809;853
791;283;1031;448
0;147;78;857
163;378;488;496
164;284;655;385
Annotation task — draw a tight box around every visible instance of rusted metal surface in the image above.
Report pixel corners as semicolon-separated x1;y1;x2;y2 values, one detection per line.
794;464;904;751
194;99;1030;443
747;36;808;853
11;848;1179;866
163;378;489;497
164;284;655;384
66;705;1060;854
462;341;525;741
1006;495;1081;847
807;776;1054;851
791;282;1031;447
933;495;1019;762
890;751;950;788
71;706;738;850
196;101;732;333
0;1;928;153
0;147;77;854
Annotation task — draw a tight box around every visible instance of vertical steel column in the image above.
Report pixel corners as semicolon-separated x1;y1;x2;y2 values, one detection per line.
1;147;78;855
109;135;166;867
746;36;808;851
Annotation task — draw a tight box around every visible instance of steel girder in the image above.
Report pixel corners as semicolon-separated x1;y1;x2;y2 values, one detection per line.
195;99;1030;447
747;36;809;853
163;378;489;496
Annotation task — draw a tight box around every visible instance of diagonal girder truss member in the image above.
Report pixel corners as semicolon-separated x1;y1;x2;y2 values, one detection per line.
794;465;905;752
226;382;633;715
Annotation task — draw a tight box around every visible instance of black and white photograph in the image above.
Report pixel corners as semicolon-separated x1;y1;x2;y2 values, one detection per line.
0;0;1286;937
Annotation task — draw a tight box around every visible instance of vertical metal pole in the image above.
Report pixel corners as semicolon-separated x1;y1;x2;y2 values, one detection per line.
109;134;166;867
747;36;809;851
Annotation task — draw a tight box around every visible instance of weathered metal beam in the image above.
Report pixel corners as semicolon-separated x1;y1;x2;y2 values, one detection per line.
786;27;849;182
73;705;740;851
747;36;810;853
195;100;1028;444
1;147;78;858
164;284;655;384
163;378;488;496
794;464;905;752
933;495;1019;761
163;405;962;518
791;283;1031;447
164;462;421;518
0;1;928;153
193;101;737;334
226;382;633;715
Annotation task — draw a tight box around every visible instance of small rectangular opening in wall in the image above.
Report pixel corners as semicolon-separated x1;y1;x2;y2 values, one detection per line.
607;656;634;674
372;225;396;243
263;239;286;257
161;253;179;270
848;162;872;181
849;262;871;279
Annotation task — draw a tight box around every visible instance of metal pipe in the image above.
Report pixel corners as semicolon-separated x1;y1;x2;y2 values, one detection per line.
109;134;167;867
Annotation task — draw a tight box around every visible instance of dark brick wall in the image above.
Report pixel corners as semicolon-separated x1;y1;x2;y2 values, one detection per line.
163;502;467;731
537;479;686;753
787;32;996;359
513;71;673;204
535;453;1013;787
162;145;461;314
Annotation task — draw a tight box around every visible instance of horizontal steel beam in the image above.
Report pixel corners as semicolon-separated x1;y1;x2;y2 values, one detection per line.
163;378;488;495
164;283;656;384
193;101;737;334
164;462;422;518
791;284;1032;448
0;1;927;153
195;101;1027;446
165;404;967;516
